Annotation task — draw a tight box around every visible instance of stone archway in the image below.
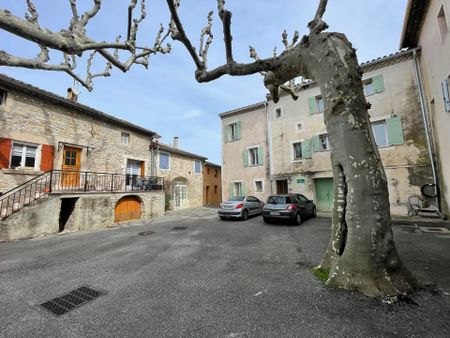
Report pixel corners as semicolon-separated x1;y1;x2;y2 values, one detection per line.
171;177;190;209
114;195;142;222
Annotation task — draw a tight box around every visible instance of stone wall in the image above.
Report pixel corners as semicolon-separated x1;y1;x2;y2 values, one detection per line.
0;191;164;241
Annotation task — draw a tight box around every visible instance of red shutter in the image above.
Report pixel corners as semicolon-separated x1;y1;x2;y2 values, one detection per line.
0;137;11;169
40;144;55;172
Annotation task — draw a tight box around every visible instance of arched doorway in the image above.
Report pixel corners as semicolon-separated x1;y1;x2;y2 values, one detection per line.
114;196;142;222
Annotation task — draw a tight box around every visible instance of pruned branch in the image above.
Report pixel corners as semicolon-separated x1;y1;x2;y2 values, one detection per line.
308;0;329;33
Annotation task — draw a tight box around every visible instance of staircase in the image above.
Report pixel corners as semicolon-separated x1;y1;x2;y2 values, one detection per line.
0;171;52;220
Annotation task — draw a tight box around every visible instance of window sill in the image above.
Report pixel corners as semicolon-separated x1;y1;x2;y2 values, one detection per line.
2;168;43;176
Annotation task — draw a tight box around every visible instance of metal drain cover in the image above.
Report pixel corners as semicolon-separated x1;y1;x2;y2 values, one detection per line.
138;230;155;236
40;286;103;316
171;226;188;231
419;227;450;233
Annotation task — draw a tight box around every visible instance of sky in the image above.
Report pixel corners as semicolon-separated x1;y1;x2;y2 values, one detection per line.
0;0;408;165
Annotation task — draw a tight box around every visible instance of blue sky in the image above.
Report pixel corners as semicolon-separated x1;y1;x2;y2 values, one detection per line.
0;0;408;164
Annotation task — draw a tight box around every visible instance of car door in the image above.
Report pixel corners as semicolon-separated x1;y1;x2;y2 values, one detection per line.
298;194;314;216
247;196;258;215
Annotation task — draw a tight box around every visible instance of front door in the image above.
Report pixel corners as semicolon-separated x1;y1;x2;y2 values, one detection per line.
173;183;187;208
276;180;288;194
315;178;334;212
62;146;81;187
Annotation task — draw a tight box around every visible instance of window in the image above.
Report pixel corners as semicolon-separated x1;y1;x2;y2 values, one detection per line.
194;160;202;174
442;77;450;112
309;95;324;114
10;143;38;169
228;122;241;142
293;142;303;160
244;146;263;167
438;5;449;41
0;89;6;105
159;152;169;170
317;96;324;113
319;134;331;151
121;132;130;144
214;185;218;194
233;182;242;196
214;169;218;178
275;107;282;118
297;122;304;132
249;147;259;166
363;79;374;96
207;167;210;175
372;121;388;147
255;180;263;192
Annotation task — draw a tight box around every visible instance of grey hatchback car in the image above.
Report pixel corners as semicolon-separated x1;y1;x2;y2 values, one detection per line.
218;195;264;220
262;194;316;225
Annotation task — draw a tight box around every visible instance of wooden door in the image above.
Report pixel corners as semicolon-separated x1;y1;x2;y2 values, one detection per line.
314;178;334;212
276;180;288;194
62;146;81;187
114;196;141;222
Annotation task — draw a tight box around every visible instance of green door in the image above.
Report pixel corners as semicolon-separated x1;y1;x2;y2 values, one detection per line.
315;178;334;212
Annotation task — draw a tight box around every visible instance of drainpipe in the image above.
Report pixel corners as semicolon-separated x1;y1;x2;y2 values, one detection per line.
412;48;442;215
266;101;274;195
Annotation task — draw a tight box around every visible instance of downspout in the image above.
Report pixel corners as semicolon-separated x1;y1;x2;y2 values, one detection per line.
412;48;442;215
266;100;274;194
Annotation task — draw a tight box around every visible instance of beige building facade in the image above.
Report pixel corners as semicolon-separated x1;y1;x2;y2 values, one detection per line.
221;50;435;215
401;0;450;217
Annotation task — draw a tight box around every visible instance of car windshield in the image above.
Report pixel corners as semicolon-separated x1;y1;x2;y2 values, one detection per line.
228;196;245;201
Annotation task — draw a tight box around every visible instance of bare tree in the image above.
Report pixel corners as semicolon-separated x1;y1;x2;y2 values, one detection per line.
0;0;417;297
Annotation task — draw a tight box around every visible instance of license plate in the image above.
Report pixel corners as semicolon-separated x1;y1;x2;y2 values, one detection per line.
270;212;280;216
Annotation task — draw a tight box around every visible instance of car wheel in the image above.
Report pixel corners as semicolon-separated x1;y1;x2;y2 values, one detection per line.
293;213;302;225
241;209;249;221
263;217;271;223
219;216;226;220
312;207;317;218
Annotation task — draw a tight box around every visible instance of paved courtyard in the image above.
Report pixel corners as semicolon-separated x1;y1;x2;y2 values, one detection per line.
1;209;450;337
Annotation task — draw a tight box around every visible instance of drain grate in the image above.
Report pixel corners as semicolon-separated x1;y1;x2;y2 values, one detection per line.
39;286;103;316
171;226;187;231
138;230;155;236
419;227;450;234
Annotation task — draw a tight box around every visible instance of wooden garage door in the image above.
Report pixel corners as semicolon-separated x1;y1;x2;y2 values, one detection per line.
114;196;141;223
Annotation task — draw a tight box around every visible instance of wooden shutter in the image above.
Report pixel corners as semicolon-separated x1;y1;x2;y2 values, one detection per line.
309;97;316;114
229;183;234;198
0;137;11;169
257;146;264;165
241;182;247;196
311;135;321;152
236;121;241;140
140;161;145;177
301;139;312;159
386;117;404;145
40;144;55;172
373;74;385;93
442;79;450;112
243;149;249;167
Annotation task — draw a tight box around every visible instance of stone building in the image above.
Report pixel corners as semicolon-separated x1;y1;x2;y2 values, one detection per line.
153;138;206;210
203;161;221;207
220;49;435;215
0;74;165;240
401;0;450;217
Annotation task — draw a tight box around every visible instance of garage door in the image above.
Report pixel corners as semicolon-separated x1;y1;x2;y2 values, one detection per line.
114;196;141;223
315;178;334;212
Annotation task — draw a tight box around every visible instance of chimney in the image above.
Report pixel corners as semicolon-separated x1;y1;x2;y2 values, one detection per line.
67;87;78;102
173;136;179;149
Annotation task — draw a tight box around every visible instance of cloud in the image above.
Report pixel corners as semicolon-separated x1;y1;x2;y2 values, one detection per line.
183;109;202;119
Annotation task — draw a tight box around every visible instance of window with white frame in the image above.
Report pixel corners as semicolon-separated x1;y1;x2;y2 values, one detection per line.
442;76;450;112
0;89;6;105
194;160;202;174
372;121;388;147
319;134;331;151
363;79;374;96
10;142;38;169
229;122;238;142
293;142;303;160
233;182;242;196
159;152;170;170
248;147;259;166
121;132;130;144
317;96;325;113
255;180;263;192
275;107;282;118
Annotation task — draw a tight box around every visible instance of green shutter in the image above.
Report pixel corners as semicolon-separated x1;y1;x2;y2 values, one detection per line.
373;74;385;93
386;116;404;145
241;182;247;196
223;124;229;143
309;97;316;114
311;135;321;152
257;146;264;165
236;121;241;140
243;149;249;167
229;183;234;198
301;139;312;159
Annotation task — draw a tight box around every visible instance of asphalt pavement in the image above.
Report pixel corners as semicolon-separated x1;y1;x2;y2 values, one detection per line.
1;209;449;337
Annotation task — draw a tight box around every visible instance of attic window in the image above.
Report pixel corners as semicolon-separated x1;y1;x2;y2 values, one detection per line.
121;132;130;144
438;5;448;42
0;89;6;105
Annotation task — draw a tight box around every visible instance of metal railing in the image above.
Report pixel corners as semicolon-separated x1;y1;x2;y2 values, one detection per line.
0;170;164;220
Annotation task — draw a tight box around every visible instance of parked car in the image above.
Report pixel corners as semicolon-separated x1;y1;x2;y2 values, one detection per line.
262;194;316;225
218;195;264;220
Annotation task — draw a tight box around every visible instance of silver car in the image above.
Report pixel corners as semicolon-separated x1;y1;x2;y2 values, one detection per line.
218;196;264;220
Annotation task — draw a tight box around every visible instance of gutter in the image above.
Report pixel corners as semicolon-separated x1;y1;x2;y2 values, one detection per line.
412;48;443;217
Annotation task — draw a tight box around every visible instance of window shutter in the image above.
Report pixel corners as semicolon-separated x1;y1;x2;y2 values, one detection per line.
372;74;385;93
311;135;321;152
241;182;247;196
386;117;404;145
229;183;234;197
309;97;316;114
301;139;312;159
0;137;11;169
40;144;55;172
257;146;264;165
236;121;242;140
223;124;229;143
243;149;249;167
442;79;450;112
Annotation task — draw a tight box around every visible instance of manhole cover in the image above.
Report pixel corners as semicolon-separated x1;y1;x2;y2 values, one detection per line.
419;227;450;234
138;230;155;236
40;286;103;316
171;226;188;231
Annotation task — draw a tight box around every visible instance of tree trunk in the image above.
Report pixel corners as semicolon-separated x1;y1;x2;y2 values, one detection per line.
301;32;418;297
